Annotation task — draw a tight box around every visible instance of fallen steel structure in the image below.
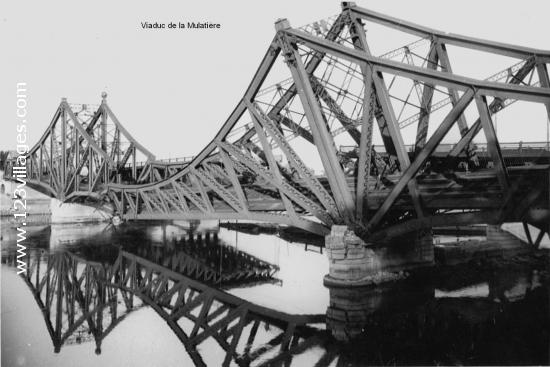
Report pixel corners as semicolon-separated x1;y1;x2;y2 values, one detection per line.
5;2;550;242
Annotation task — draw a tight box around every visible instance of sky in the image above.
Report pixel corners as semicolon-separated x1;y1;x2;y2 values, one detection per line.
1;0;549;159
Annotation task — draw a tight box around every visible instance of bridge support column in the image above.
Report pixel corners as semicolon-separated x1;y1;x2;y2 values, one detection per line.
324;226;433;287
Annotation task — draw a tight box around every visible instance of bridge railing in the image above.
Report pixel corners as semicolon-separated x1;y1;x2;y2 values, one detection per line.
124;155;195;169
339;142;550;155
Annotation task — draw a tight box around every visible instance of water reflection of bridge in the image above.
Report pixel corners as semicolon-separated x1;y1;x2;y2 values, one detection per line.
125;236;280;286
2;244;548;365
2;248;326;366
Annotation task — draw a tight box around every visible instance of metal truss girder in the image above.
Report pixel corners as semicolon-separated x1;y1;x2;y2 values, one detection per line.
137;162;153;183
192;167;244;212
448;58;537;157
174;181;210;213
203;162;230;184
366;88;475;231
90;159;107;193
29;106;62;156
283;28;550;104
189;173;215;212
142;190;165;213
102;104;155;161
435;42;470;136
273;114;315;144
63;102;114;166
355;68;375;222
124;191;137;213
218;141;333;225
372;71;424;219
309;75;362;144
249;102;340;220
536;62;550;119
107;38;282;201
474;94;510;193
349;6;550;61
415;44;440;152
268;14;346;117
41;147;60;193
60;108;67;189
346;9;393;224
248;103;300;218
237;14;346;146
217;149;249;211
277;28;355;223
117;143;135;170
186;38;281;169
155;188;171;213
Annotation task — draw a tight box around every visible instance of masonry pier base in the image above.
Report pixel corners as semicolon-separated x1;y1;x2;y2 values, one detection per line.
324;225;434;288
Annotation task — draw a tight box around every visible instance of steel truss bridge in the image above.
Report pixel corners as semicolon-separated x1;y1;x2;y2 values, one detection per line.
6;2;550;241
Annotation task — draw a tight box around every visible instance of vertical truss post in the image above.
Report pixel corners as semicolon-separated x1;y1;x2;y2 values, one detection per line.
536;61;550;151
60;102;67;194
345;3;376;223
75;127;80;191
475;94;509;193
132;146;137;181
345;4;398;165
355;74;375;222
39;144;43;182
345;3;423;221
49;122;54;188
88;147;93;192
276;19;355;223
100;98;108;152
415;45;439;152
435;42;470;137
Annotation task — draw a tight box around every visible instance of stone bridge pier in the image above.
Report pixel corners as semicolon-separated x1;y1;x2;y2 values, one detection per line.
324;226;434;287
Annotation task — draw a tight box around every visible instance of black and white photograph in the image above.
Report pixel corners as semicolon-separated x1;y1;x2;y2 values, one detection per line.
1;1;549;366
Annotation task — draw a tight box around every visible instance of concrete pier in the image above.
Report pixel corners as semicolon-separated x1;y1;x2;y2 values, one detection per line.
324;226;434;287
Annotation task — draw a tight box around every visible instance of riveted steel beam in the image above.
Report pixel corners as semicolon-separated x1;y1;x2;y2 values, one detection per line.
367;88;475;231
283;28;550;104
250;102;340;220
276;20;355;223
415;44;439;152
448;58;537;157
349;5;550;61
475;94;509;193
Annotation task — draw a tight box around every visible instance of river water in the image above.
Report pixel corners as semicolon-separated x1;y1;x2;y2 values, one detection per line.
1;220;549;366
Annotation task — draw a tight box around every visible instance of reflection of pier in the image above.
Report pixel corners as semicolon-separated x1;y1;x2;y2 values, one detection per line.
2;248;327;366
326;262;546;344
